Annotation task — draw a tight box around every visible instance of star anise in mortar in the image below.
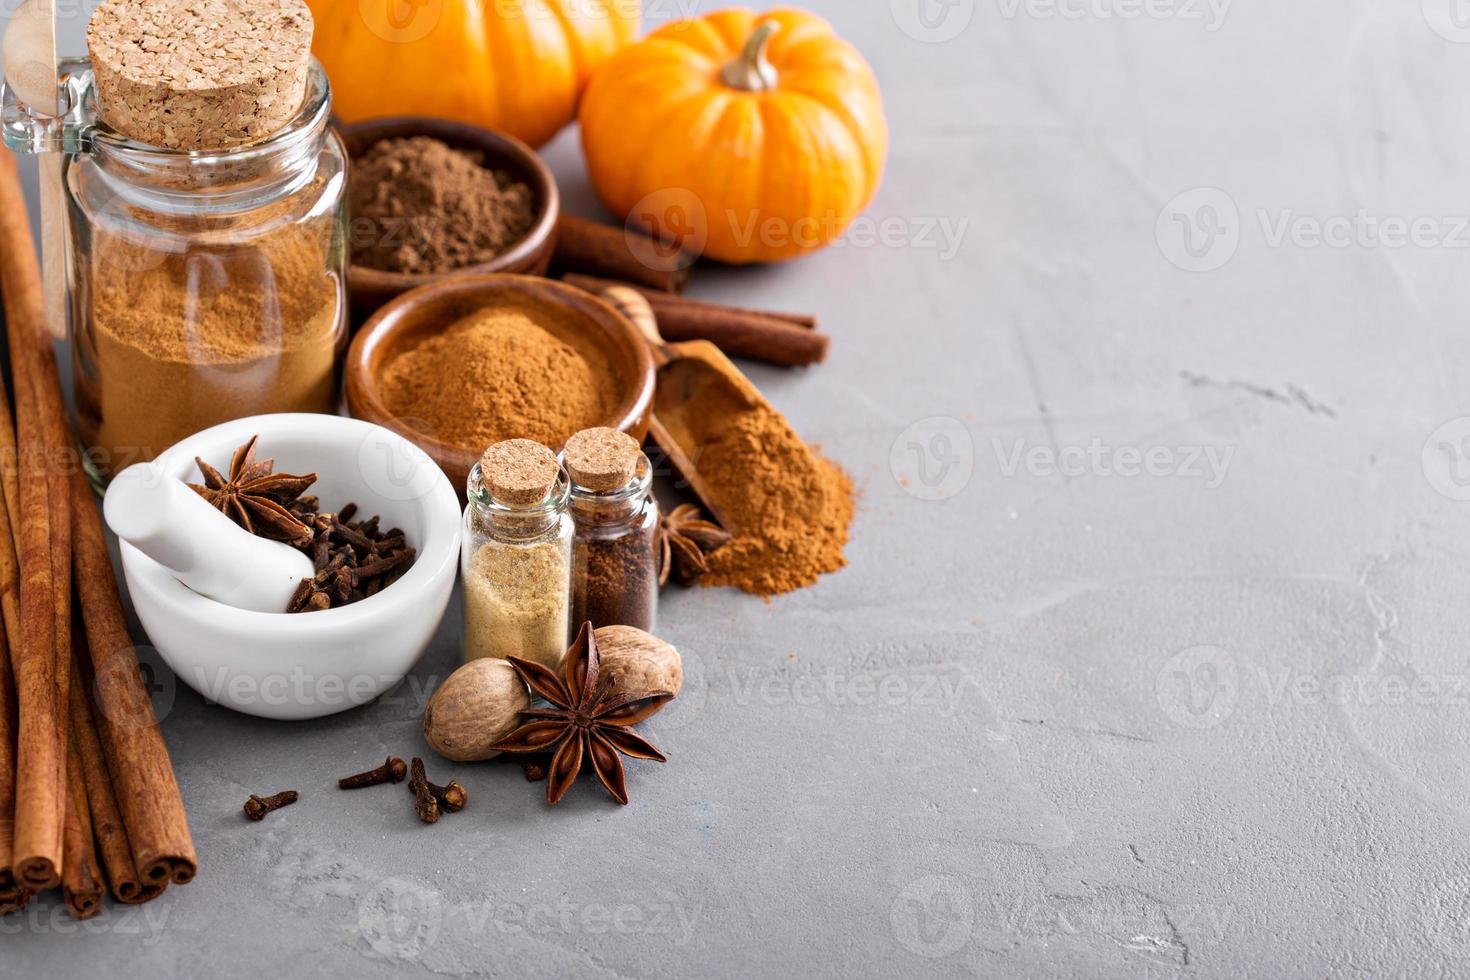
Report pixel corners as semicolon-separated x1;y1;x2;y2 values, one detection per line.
189;435;317;547
492;622;673;806
656;504;732;587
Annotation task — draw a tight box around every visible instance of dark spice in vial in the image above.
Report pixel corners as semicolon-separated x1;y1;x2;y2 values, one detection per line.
564;427;658;631
573;531;658;631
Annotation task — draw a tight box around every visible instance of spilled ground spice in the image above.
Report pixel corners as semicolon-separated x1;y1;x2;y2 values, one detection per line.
381;306;613;450
698;406;854;597
350;136;534;274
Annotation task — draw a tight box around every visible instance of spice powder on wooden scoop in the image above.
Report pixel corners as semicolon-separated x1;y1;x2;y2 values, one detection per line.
652;342;854;597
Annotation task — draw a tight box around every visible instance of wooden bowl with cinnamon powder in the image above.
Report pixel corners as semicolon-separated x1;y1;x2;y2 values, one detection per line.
346;274;655;494
340;117;560;322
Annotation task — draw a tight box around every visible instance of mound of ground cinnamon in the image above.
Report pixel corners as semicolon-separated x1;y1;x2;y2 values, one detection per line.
381;306;613;450
698;406;854;597
350;136;533;274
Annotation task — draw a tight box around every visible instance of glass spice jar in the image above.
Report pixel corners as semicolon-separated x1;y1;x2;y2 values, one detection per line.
3;48;347;483
461;439;573;668
563;428;659;633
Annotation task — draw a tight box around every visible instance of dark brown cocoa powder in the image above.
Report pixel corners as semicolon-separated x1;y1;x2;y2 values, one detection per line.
350;136;534;275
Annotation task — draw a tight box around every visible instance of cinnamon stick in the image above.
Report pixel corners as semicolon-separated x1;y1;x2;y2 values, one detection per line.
0;625;24;914
70;653;160;905
62;740;102;920
0;309;21;555
553;215;692;293
0;147;65;892
563;273;829;367
0;388;23;912
72;470;197;886
563;273;817;329
62;741;102;919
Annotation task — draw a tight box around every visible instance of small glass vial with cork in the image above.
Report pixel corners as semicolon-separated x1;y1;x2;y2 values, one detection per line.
461;439;573;668
563;427;659;633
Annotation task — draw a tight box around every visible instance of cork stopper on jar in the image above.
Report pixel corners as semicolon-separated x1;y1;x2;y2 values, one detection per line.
86;0;314;151
481;440;560;507
563;428;641;493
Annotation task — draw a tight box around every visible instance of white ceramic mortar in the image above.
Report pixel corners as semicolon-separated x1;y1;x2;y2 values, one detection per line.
113;413;461;721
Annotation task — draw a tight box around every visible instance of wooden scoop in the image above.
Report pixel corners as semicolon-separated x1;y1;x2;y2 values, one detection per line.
597;286;768;533
2;0;65;342
2;0;66;345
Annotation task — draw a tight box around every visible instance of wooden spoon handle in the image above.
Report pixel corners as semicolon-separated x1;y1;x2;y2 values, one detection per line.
597;285;730;532
4;0;64;341
599;283;675;367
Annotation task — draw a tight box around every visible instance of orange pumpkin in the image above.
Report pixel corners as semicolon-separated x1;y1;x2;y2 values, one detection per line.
579;7;887;265
306;0;640;149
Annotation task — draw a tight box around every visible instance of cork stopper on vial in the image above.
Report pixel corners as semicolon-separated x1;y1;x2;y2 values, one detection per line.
481;440;560;507
564;428;640;493
86;0;314;151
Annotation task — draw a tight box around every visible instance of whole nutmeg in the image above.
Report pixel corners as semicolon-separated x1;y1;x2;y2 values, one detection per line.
593;626;682;708
424;658;530;762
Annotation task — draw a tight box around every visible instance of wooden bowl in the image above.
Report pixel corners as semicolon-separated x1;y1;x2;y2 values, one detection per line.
345;274;655;494
339;117;560;322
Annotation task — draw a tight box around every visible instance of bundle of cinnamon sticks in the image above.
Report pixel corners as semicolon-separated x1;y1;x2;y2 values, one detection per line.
552;218;832;368
0;147;195;918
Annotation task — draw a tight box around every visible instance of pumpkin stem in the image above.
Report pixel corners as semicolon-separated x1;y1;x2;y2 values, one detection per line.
721;21;780;93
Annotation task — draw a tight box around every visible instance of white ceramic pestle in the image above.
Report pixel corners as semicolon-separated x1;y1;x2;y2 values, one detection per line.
104;462;315;614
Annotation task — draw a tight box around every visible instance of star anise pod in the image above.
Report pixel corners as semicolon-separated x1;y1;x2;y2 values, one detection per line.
656;504;732;587
492;622;673;806
189;435;317;546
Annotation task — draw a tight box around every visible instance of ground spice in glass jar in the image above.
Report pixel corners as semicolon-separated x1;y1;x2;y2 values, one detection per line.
461;440;573;668
79;223;341;474
462;542;570;667
349;136;534;274
72;0;344;476
380;304;614;450
565;428;658;632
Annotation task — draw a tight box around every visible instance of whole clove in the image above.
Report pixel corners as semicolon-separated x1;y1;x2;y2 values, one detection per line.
338;757;407;790
407;758;467;819
424;778;468;813
407;758;439;824
243;791;298;822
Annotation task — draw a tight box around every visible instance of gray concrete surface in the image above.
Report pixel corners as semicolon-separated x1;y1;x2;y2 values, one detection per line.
7;0;1470;976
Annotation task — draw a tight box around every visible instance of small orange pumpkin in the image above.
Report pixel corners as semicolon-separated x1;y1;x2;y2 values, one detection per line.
306;0;639;149
578;7;888;265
